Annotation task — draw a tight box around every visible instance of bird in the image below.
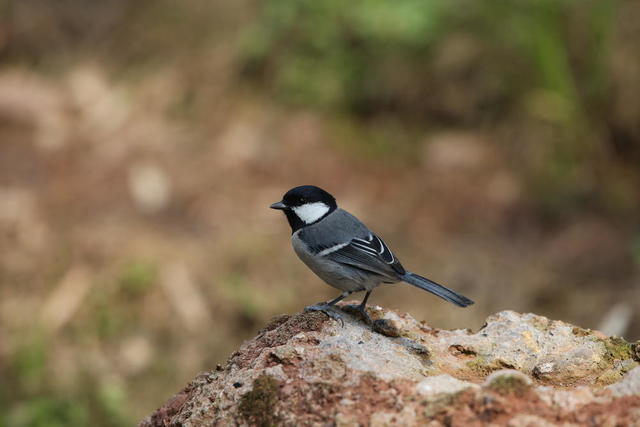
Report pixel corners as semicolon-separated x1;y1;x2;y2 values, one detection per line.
270;185;474;323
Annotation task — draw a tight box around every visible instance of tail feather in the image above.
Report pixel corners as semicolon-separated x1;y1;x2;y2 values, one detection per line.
401;272;474;307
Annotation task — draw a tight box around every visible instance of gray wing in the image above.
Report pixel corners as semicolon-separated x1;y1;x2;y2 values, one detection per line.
299;209;405;280
325;233;406;280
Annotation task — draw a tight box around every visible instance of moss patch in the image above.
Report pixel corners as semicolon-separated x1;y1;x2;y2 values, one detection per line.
596;369;624;386
466;357;493;375
602;336;633;363
487;374;531;395
238;374;280;426
466;356;515;376
594;336;638;384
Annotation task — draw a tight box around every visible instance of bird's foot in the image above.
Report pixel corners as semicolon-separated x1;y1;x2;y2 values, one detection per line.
341;304;373;325
304;304;344;326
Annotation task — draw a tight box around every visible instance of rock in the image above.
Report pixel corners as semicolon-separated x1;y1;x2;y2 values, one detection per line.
140;307;640;426
608;367;640;397
483;369;532;395
415;374;479;399
506;414;556;427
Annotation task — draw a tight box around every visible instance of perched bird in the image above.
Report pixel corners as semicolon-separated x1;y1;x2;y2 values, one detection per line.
270;185;473;323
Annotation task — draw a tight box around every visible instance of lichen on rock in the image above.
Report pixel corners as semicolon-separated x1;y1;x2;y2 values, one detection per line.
140;307;640;426
484;369;532;395
238;374;280;426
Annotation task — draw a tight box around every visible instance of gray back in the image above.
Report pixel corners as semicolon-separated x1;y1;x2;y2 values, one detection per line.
297;209;370;252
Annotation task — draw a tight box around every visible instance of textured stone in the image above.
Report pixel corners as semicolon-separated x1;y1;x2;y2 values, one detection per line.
607;366;640;397
484;369;533;394
140;308;640;426
506;414;559;427
415;374;478;399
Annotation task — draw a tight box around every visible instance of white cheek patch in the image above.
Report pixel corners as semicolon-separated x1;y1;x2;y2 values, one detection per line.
292;202;330;224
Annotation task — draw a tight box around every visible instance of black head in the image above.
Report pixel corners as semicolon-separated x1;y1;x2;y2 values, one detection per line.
270;185;338;232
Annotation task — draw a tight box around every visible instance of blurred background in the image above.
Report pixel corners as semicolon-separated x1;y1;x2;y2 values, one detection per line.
1;0;639;425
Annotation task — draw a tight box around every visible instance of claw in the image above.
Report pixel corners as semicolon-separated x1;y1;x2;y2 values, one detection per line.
304;304;344;327
341;304;373;325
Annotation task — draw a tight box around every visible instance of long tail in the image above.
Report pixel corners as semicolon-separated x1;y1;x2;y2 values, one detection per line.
401;272;474;307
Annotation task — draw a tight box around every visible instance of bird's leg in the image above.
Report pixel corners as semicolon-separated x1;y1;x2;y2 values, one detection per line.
325;291;352;306
358;289;372;308
304;291;352;325
343;290;373;324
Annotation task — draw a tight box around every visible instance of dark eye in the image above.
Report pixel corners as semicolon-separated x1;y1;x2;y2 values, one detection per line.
298;197;305;203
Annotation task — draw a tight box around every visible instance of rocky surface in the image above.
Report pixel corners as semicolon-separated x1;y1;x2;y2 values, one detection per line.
140;306;640;426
